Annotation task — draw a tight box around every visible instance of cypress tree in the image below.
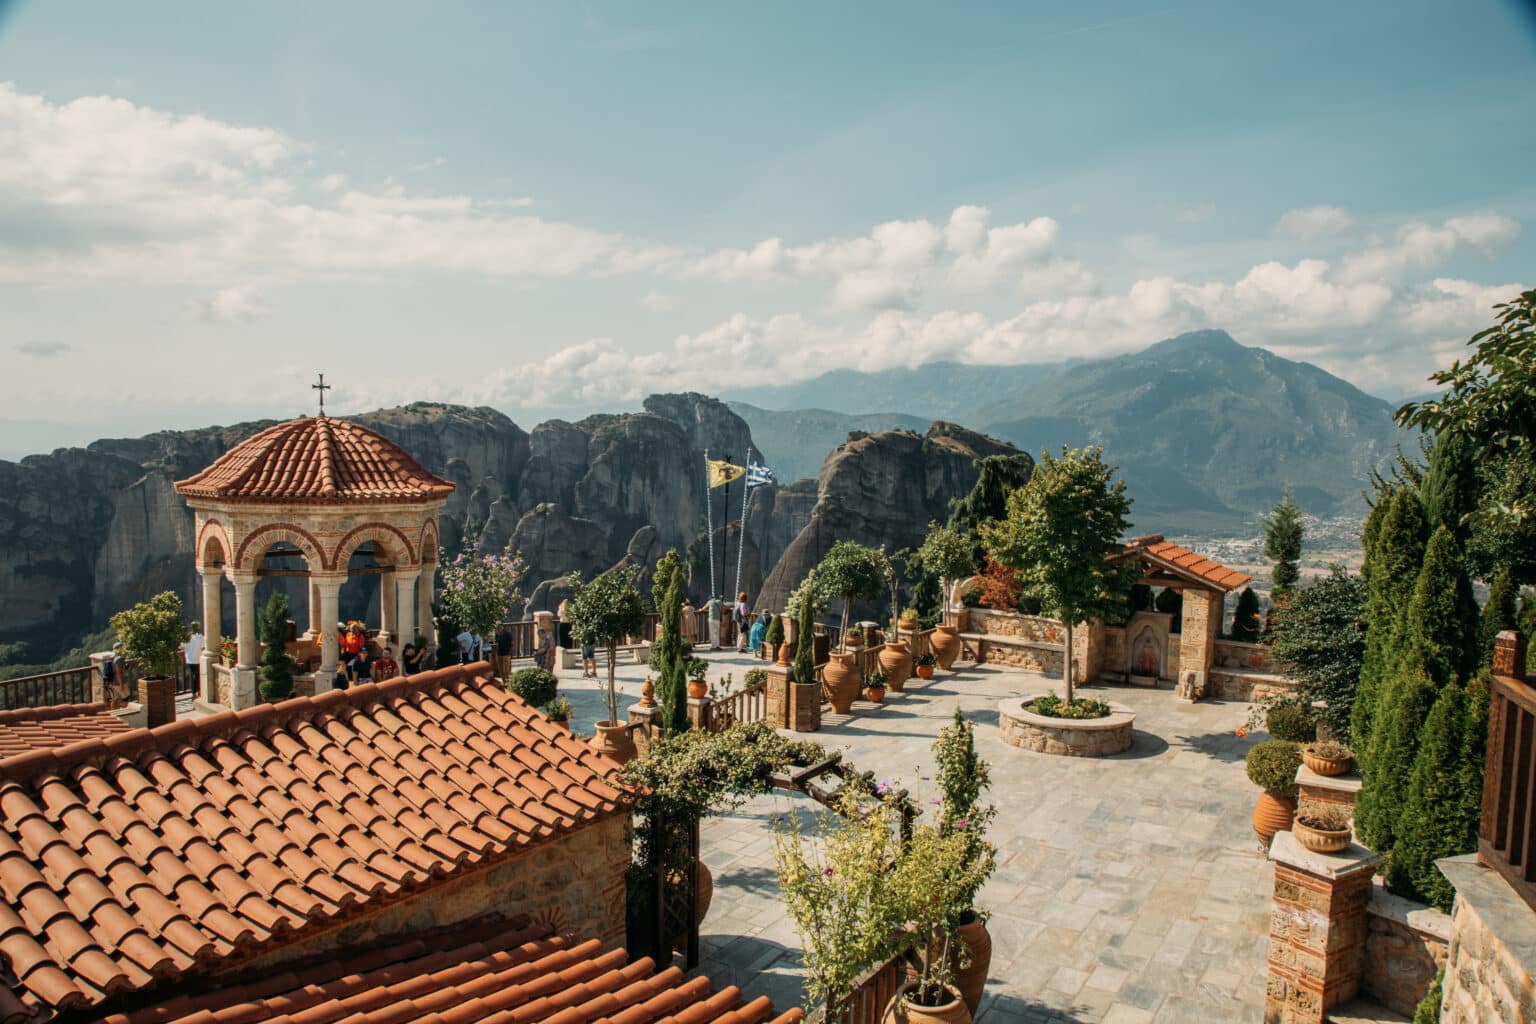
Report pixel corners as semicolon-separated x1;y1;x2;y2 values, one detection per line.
655;559;688;733
1352;488;1428;758
1354;659;1438;854
1420;431;1478;544
257;592;296;703
1384;683;1468;909
793;585;816;685
1263;487;1305;598
1229;587;1262;642
1459;671;1490;853
1408;526;1480;688
1479;567;1519;667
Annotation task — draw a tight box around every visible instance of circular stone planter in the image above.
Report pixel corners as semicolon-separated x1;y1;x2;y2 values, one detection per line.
997;696;1136;757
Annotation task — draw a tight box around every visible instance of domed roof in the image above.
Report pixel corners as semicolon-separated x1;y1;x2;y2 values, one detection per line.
174;416;454;505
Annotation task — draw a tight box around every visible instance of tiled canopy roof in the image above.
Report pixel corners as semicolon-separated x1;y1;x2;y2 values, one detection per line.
98;920;802;1024
1117;534;1252;591
0;704;130;761
0;665;626;1019
174;416;454;505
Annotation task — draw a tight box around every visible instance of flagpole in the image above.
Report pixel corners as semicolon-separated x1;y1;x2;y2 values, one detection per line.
733;447;752;605
717;454;731;604
704;448;715;602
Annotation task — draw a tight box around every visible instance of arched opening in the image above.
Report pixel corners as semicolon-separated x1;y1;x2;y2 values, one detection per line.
339;540;390;632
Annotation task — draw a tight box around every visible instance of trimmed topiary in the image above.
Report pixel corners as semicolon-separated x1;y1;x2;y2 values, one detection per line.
506;667;558;709
1266;701;1317;743
1245;741;1302;799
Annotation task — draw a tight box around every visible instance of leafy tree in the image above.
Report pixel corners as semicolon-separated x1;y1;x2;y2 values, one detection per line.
1267;569;1366;736
981;446;1135;701
651;551;688;734
916;521;977;624
566;566;646;726
257;593;296;703
817;541;890;650
1407;525;1479;688
976;555;1022;611
436;545;527;640
1421;431;1479;543
948;454;1032;561
1479;567;1519;668
1353;488;1428;758
108;591;192;679
1467;448;1536;586
1229;587;1262;642
1355;661;1438;854
1385;682;1469;908
1397;287;1536;522
1262;486;1304;598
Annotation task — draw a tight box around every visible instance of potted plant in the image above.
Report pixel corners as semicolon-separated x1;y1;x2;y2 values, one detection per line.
1301;738;1354;777
566;566;647;764
543;695;574;733
1293;801;1352;854
109;591;192;687
219;635;237;667
507;666;559;708
844;626;865;650
887;819;993;1024
764;614;786;665
686;657;709;699
934;709;997;1016
900;606;920;630
916;522;976;669
864;669;887;704
1246;740;1302;848
915;652;937;680
817;542;890;714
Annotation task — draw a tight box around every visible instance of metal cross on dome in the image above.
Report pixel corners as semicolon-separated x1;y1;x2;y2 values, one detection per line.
312;372;331;416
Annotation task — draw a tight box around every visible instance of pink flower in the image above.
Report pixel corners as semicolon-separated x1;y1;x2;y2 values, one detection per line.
877;780;889;796
957;817;970;829
823;866;835;877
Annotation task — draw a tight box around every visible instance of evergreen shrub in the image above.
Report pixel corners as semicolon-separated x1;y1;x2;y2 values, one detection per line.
1266;701;1317;743
1245;741;1302;798
507;667;558;708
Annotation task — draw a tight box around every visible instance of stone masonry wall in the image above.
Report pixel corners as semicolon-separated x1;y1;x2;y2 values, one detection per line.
231;812;631;976
1361;883;1450;1019
966;609;1062;644
977;638;1065;677
1439;857;1536;1024
1214;640;1274;672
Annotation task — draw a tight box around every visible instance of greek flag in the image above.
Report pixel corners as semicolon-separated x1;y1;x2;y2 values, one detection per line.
746;459;775;487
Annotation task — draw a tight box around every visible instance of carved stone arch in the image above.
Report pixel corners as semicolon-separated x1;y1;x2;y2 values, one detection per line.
332;522;418;571
196;519;233;571
235;523;329;573
419;518;441;565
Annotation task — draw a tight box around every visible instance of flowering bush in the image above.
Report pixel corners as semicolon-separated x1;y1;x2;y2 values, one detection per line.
436;546;527;639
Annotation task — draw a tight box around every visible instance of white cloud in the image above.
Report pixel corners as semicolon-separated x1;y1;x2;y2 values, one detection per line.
1340;213;1519;283
640;290;675;312
1274;205;1355;240
195;285;268;323
14;340;71;357
1173;204;1216;224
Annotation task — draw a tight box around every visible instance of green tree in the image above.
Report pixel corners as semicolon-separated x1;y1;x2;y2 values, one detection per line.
1267;569;1366;737
1353;488;1428;758
108;591;192;679
1413;969;1444;1024
651;551;688;734
1385;682;1469;908
981;446;1135;702
257;592;296;703
789;570;826;686
1467;448;1536;586
817;541;890;650
1479;567;1519;667
1262;486;1305;598
948;453;1032;561
1407;525;1480;688
1355;661;1438;854
566;566;647;726
1523;591;1536;676
1421;431;1479;543
916;521;977;624
436;545;527;640
1229;587;1262;642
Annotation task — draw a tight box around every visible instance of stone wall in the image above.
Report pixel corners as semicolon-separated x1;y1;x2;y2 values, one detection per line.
1362;883;1450;1018
1101;626;1125;674
1206;670;1293;703
966;608;1063;644
232;811;631;976
976;638;1065;677
1438;855;1536;1024
1214;639;1274;672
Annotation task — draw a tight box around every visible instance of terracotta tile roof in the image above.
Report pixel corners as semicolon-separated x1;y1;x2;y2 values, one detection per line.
174;416;455;505
0;664;627;1019
0;704;131;760
96;920;803;1024
1119;534;1252;591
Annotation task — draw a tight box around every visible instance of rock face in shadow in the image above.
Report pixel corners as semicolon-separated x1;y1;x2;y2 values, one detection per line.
755;423;1026;614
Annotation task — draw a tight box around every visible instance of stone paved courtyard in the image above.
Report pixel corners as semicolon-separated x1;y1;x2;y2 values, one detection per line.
557;651;1273;1024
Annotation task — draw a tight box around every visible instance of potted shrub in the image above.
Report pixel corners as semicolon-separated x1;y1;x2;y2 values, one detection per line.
900;606;920;630
257;593;297;703
1302;739;1354;777
1246;740;1302;848
1293;801;1352;854
764;615;786;665
110;591;192;687
915;652;937;680
888;819;992;1024
507;666;559;708
686;657;709;700
844;626;864;650
818;542;890;714
566;566;647;764
934;709;997;1016
917;523;976;669
864;669;887;704
1265;699;1318;743
543;695;574;733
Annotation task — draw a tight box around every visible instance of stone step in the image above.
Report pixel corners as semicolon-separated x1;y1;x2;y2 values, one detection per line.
1326;998;1411;1023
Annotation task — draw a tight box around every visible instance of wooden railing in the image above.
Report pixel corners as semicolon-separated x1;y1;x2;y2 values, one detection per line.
816;943;915;1024
495;621;537;660
708;677;767;732
1481;630;1536;913
0;667;94;710
857;643;884;682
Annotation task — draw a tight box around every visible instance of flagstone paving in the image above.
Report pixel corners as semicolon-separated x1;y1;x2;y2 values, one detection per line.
556;651;1271;1023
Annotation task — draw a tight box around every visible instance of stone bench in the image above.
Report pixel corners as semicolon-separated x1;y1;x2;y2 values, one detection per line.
959;632;1066;675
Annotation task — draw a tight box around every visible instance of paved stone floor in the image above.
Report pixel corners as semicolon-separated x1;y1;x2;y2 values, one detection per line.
557;651;1273;1024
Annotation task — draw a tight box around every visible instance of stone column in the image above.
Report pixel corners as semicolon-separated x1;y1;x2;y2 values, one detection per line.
1177;587;1222;701
316;574;345;684
687;694;713;732
417;560;436;657
233;575;259;668
1266;831;1380;1023
394;570;419;652
306;581;320;639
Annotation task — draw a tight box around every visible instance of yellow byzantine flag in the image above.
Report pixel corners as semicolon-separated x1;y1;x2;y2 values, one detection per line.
708;459;745;488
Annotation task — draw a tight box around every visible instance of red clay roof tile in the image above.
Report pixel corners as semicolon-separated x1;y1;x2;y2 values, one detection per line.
0;665;629;1018
0;703;131;761
1116;536;1253;591
173;416;454;506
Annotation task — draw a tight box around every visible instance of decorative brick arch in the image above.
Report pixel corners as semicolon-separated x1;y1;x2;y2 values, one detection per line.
419;519;441;564
196;519;233;571
235;523;329;573
332;522;418;571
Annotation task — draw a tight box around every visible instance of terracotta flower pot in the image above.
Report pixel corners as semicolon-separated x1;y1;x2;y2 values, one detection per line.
589;720;638;765
883;983;971;1024
865;685;886;704
687;679;708;699
1301;747;1353;777
879;640;912;692
1253;791;1297;848
898;618;918;633
822;653;860;714
1294;819;1351;854
696;862;713;925
776;642;793;667
952;916;992;1016
916;663;935;680
931;626;961;670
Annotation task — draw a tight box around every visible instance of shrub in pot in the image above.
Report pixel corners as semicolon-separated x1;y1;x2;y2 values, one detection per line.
1246;740;1302;848
1293;801;1352;853
934;710;996;1016
507;666;559;708
109;591;192;683
1301;739;1354;777
915;652;937;679
566;566;646;763
864;669;887;704
686;657;709;700
1265;700;1318;743
543;695;573;731
257;593;297;703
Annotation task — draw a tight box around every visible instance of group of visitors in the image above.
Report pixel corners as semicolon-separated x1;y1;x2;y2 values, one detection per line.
694;591;756;652
334;621;401;689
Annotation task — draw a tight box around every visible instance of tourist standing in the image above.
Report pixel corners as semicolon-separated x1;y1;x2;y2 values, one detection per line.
706;594;723;650
494;623;513;679
581;637;597;678
182;624;205;694
456;626;475;664
103;643;127;703
734;592;751;652
748;612;768;655
534;626;555;674
681;599;698;643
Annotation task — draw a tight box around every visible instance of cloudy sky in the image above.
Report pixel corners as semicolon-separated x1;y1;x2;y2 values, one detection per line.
2;1;1534;457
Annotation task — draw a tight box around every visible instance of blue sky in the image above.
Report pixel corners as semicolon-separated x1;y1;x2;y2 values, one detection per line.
2;0;1534;456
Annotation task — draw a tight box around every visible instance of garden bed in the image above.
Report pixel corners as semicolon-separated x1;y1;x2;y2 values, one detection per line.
997;695;1135;757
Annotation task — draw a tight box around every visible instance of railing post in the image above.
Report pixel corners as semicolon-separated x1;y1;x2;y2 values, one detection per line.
1493;630;1528;681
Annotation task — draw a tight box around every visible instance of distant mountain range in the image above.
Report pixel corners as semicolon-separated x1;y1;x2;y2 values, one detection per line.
728;330;1409;536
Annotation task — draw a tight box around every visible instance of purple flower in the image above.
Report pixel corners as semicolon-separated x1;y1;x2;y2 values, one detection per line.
876;780;889;796
823;866;835;877
931;798;941;805
957;817;970;829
